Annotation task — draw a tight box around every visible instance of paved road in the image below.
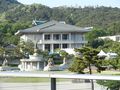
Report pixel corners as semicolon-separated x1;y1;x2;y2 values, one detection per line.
0;82;106;90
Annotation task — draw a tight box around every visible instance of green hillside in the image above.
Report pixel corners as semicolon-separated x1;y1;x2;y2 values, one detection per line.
0;0;21;13
0;0;120;46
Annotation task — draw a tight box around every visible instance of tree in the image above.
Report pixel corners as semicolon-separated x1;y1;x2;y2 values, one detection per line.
16;40;34;58
97;80;120;90
59;50;69;64
69;57;87;74
69;47;104;90
90;38;104;48
85;28;107;44
107;21;120;35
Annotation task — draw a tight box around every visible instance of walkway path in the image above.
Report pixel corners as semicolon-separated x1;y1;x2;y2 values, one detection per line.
0;82;106;90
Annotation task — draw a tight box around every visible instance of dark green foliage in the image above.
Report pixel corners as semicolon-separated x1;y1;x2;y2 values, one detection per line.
90;39;105;48
69;47;104;74
17;40;34;58
98;39;120;55
85;28;107;44
4;4;51;23
59;50;68;58
0;0;21;13
48;53;62;64
107;21;120;35
69;57;87;74
97;80;120;90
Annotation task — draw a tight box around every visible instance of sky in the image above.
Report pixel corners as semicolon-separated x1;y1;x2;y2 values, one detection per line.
17;0;120;8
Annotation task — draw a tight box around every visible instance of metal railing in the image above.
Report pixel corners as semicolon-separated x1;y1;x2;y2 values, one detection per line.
0;72;120;90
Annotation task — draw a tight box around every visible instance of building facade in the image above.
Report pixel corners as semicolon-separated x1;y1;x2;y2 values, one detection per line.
16;20;92;53
99;35;120;42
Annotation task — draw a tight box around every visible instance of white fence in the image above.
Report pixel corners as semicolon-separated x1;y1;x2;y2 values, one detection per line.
0;72;120;90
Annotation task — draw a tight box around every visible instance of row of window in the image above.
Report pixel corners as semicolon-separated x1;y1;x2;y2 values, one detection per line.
116;37;120;41
44;34;69;40
45;44;68;51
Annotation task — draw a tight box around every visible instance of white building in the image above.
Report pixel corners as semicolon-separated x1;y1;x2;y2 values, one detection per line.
16;20;92;53
97;50;118;60
99;35;120;42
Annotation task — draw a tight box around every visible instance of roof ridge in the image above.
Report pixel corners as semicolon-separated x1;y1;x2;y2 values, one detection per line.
38;23;56;31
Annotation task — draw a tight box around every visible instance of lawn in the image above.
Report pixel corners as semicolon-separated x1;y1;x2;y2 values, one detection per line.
0;77;72;83
101;70;120;75
0;70;72;83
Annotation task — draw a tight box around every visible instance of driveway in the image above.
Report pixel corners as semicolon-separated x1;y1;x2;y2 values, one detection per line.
0;82;106;90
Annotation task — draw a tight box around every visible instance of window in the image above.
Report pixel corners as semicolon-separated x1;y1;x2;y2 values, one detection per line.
62;34;69;40
44;34;51;40
81;35;84;40
54;44;60;50
53;34;60;40
116;36;120;41
62;44;68;48
45;44;50;51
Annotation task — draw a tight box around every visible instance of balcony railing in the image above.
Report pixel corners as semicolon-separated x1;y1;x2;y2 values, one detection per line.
0;72;120;90
38;40;88;44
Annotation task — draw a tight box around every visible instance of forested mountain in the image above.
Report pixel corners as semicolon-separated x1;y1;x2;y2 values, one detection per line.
0;0;120;46
3;5;120;29
0;0;21;13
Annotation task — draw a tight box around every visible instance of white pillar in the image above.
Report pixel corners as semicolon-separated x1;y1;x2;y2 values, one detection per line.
51;33;53;40
21;62;24;70
24;62;27;70
43;33;44;40
51;44;53;53
43;44;45;51
42;33;45;51
61;44;62;49
30;62;33;70
69;44;71;48
69;33;71;40
61;33;62;49
61;33;62;41
37;62;39;70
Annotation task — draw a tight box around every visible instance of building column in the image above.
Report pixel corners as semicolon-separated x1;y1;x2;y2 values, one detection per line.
21;62;24;70
24;62;27;70
51;44;54;53
69;33;72;49
69;33;71;40
43;33;44;40
69;44;71;48
60;44;62;49
43;44;45;51
37;62;40;70
30;62;33;70
61;33;62;41
51;33;53;40
60;33;63;49
42;33;45;51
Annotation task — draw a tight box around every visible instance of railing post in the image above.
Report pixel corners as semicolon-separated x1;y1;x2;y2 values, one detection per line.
51;78;56;90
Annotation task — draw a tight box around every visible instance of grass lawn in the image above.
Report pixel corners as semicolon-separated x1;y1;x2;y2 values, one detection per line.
101;70;120;75
0;70;72;83
0;77;72;83
0;77;50;83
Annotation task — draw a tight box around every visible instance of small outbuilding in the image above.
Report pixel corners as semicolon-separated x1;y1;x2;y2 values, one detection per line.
97;50;118;60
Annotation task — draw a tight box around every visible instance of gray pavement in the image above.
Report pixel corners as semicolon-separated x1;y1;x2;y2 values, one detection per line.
0;82;106;90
